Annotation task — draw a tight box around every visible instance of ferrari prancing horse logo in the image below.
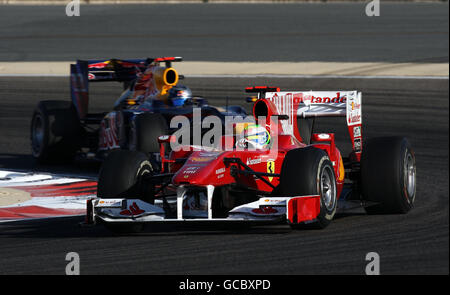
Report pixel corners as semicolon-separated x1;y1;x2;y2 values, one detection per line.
267;161;275;182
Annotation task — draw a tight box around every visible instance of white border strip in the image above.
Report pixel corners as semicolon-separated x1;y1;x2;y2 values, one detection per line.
0;73;447;80
0;214;84;224
0;74;69;77
186;74;450;80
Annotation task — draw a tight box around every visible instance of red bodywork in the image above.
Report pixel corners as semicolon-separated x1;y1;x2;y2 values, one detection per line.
160;94;346;199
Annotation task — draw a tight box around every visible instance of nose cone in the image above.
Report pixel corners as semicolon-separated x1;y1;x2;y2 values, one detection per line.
172;151;232;186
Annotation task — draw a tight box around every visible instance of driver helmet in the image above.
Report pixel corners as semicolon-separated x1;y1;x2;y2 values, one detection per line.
237;124;271;150
168;85;193;107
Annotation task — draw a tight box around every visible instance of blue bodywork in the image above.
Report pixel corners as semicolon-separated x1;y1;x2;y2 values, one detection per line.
69;58;247;159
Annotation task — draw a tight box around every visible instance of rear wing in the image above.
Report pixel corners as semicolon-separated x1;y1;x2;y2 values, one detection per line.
247;87;362;159
70;57;182;119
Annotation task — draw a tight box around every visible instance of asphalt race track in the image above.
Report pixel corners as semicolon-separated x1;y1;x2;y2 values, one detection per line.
0;1;448;275
0;76;448;274
0;3;448;62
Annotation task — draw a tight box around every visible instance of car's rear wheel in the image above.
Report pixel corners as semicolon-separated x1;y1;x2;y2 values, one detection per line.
361;137;416;214
277;147;337;229
30;100;81;164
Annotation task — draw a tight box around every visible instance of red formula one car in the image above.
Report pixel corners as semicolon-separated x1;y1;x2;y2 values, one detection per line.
84;86;416;232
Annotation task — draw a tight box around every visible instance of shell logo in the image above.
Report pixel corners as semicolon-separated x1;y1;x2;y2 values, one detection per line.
190;157;213;162
338;155;345;182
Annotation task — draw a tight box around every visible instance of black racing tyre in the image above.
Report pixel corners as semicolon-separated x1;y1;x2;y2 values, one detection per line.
132;113;168;154
97;150;155;202
30;100;81;164
278;147;338;229
97;150;155;234
361;137;416;214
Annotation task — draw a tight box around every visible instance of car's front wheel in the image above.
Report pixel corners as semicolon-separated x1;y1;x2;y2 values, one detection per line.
277;147;338;229
130;113;168;155
97;150;154;202
97;150;155;234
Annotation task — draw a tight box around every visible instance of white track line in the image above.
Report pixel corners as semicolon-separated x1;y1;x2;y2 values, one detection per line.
0;74;447;80
0;214;84;224
185;74;449;80
0;74;68;77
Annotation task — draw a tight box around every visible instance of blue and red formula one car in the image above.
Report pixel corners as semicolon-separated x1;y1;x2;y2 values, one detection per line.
30;57;246;164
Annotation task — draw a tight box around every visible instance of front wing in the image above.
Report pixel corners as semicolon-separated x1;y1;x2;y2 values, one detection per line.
85;194;321;226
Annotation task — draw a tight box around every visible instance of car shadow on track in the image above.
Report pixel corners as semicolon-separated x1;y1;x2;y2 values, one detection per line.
0;216;295;239
0;212;367;239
